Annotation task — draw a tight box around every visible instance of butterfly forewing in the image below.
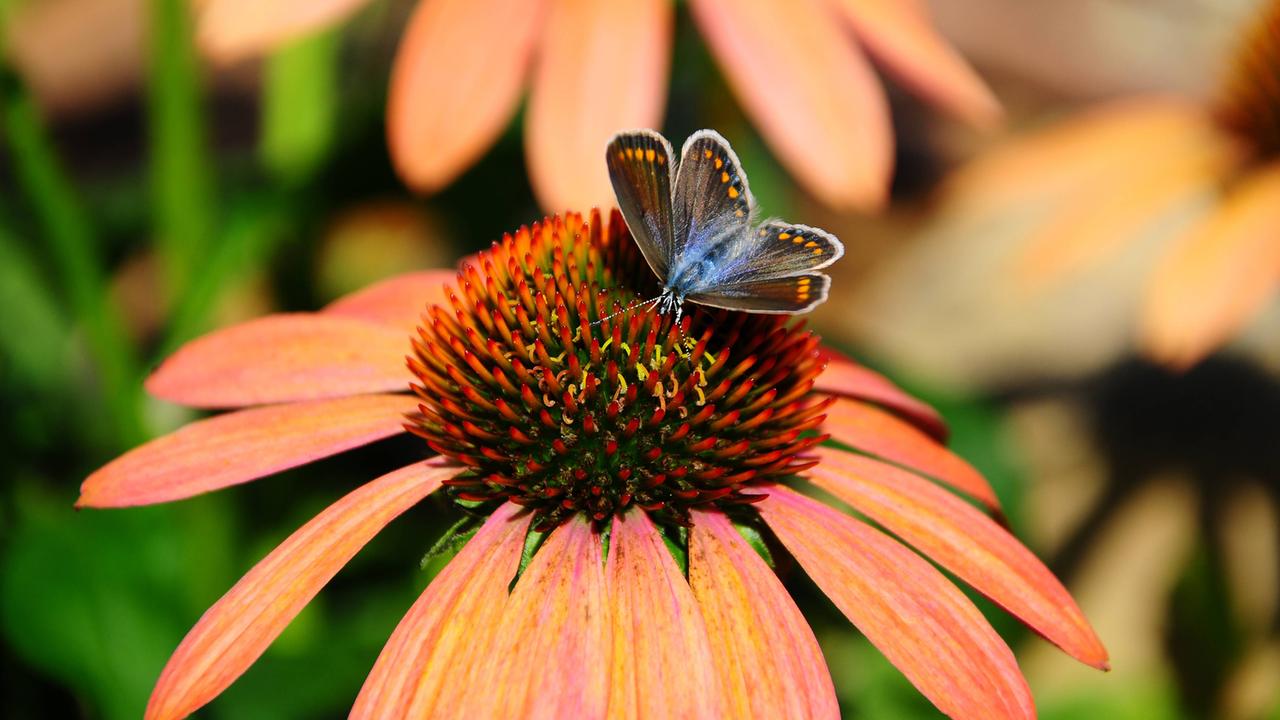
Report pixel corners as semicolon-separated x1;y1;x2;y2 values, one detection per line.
687;273;832;314
672;130;753;261
606;131;677;279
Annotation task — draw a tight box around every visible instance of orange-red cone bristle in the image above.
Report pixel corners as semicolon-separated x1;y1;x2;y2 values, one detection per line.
407;210;829;529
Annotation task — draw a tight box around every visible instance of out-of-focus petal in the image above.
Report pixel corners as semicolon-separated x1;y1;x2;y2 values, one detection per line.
808;447;1109;669
463;516;611;717
351;503;530;719
946;97;1213;213
79;394;418;507
689;510;839;719
525;0;671;211
827;0;1001;128
689;0;891;211
146;314;413;408
822;396;1001;510
145;458;454;720
1017;126;1245;288
323;269;457;333
759;485;1034;720
606;511;721;718
388;0;546;193
197;0;372;63
815;350;948;441
1142;160;1280;368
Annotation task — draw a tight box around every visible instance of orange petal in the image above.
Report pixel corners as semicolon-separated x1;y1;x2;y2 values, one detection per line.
808;447;1109;669
79;394;418;508
1142;160;1280;368
689;509;839;719
759;485;1034;720
323;269;457;333
828;0;1001;128
1017;125;1246;289
145;458;454;720
351;502;530;719
197;0;372;63
946;97;1212;213
387;0;546;193
814;350;948;441
525;0;671;211
822;396;1000;510
606;510;721;718
146;313;413;408
464;516;611;717
690;0;891;211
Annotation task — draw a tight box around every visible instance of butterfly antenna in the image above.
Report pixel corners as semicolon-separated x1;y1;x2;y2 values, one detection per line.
591;295;662;326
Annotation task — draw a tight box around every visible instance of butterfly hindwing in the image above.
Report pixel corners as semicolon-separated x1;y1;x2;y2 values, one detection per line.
725;221;844;283
606;130;677;279
686;273;832;314
672;130;753;262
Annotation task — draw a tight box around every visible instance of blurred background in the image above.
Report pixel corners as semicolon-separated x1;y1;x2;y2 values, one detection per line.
2;0;1279;717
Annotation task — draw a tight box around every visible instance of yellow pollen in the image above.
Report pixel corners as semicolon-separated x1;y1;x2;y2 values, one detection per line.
728;187;739;198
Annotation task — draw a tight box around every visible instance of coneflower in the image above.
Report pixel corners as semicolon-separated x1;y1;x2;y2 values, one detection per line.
83;210;1105;719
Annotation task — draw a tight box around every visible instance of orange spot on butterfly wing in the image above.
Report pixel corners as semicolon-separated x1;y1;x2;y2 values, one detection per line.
728;187;740;199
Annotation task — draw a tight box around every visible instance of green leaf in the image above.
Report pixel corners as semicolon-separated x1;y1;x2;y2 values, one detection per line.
261;29;341;183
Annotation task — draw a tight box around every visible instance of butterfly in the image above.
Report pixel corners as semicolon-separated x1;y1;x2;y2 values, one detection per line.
605;129;843;326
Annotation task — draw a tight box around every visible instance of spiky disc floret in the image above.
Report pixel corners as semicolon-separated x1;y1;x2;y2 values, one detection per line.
406;210;830;530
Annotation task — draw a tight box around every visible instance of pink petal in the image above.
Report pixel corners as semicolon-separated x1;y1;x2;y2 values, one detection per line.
146;314;414;408
822;396;1001;511
827;0;1001;128
323;269;457;333
808;447;1109;669
79;394;419;508
464;516;611;717
689;510;839;719
197;0;372;63
525;0;671;211
351;503;530;719
387;0;546;193
689;0;892;211
606;511;721;718
759;485;1034;720
814;350;948;441
1142;160;1280;368
145;458;454;720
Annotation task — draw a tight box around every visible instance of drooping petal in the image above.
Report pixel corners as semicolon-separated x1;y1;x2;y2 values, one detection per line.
79;394;418;507
689;510;839;719
387;0;546;193
197;0;373;63
463;516;611;717
759;485;1035;720
689;0;892;211
606;511;721;718
807;447;1109;669
351;503;530;719
323;269;457;333
1016;126;1245;288
525;0;671;211
827;0;1001;128
145;458;455;720
945;97;1213;213
1142;160;1280;368
822;396;1001;510
814;350;948;441
146;314;414;408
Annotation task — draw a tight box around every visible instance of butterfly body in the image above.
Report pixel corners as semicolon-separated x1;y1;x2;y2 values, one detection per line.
606;129;843;321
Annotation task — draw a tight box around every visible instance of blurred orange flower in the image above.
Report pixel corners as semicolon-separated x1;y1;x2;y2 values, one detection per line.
83;210;1102;719
196;0;1000;211
946;0;1280;369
